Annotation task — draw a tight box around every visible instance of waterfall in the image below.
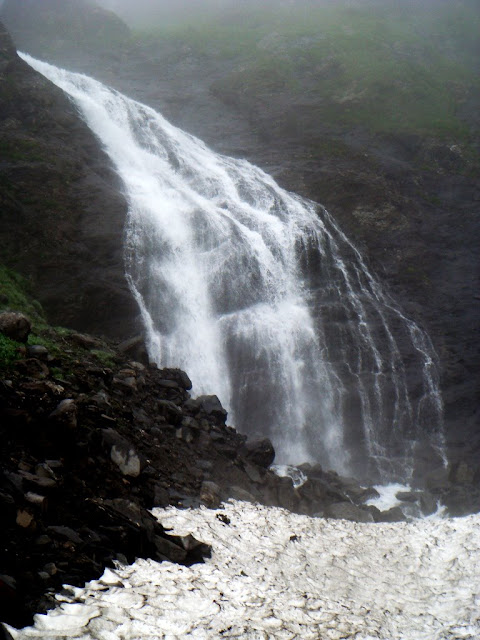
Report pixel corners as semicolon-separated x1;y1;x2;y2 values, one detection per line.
21;53;446;482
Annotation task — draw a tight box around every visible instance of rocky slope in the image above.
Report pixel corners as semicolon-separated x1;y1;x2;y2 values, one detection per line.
0;1;478;468
1;297;477;632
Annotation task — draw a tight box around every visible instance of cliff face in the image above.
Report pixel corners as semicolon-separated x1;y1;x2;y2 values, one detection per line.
0;20;137;339
0;0;478;466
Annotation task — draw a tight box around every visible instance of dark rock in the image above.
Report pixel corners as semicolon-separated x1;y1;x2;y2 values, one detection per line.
376;506;407;523
46;526;82;544
69;333;103;350
176;426;194;444
153;485;170;507
419;492;438;517
160;368;192;391
196;395;228;425
117;336;148;364
396;491;420;503
102;499;155;538
0;312;31;343
154;536;187;563
26;345;48;360
199;481;221;508
48;399;77;430
243;461;264;484
157;399;183;424
324;502;374;523
226;486;257;503
243;438;275;468
101;428;142;477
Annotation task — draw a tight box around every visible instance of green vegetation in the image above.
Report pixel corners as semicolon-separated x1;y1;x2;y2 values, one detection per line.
134;0;479;140
0;266;46;326
0;333;22;369
0;265;118;371
0;139;45;163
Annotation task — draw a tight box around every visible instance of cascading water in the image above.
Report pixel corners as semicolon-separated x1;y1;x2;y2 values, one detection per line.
21;53;446;482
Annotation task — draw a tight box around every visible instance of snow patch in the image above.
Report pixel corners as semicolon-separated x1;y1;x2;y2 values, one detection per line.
5;502;480;639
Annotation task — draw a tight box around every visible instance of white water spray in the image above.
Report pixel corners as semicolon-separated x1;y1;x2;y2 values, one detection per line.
21;53;445;481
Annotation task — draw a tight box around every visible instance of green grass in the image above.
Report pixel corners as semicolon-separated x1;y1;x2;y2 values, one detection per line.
134;0;479;140
0;334;22;369
0;266;46;327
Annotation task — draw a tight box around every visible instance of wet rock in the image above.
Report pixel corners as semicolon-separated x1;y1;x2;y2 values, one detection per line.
26;345;48;360
160;368;192;391
200;481;222;508
396;491;420;503
419;492;437;516
324;502;374;523
153;485;170;507
154;536;187;563
70;332;103;350
196;395;228;425
102;499;155;538
243;438;275;468
276;476;299;512
102;428;142;477
243;461;264;484
157;399;183;424
117;335;148;364
227;486;257;503
0;312;31;342
47;526;83;544
377;506;407;523
112;373;137;392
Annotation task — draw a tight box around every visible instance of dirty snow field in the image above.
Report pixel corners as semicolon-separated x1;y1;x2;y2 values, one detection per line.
6;502;480;640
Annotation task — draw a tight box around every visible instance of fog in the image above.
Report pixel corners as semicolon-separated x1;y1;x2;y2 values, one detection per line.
95;0;458;29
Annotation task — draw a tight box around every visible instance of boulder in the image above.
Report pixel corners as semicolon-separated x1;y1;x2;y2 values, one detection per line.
419;492;438;517
0;312;31;342
324;502;374;523
196;395;228;425
102;428;142;477
48;399;77;430
376;506;407;522
200;481;222;508
243;438;275;468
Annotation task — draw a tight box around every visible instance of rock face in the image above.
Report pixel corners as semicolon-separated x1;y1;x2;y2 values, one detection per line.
0;20;137;339
0;2;478;470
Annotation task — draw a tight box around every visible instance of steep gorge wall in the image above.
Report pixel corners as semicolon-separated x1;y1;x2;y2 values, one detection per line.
1;0;478;467
0;21;137;339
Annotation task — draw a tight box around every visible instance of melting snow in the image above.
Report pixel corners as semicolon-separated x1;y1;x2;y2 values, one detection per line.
6;501;480;639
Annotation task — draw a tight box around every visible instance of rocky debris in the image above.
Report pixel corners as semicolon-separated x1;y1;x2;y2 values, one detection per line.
101;429;142;477
0;312;31;343
1;318;480;628
243;438;275;468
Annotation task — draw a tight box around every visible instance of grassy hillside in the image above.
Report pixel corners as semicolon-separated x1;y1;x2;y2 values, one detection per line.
134;0;479;140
